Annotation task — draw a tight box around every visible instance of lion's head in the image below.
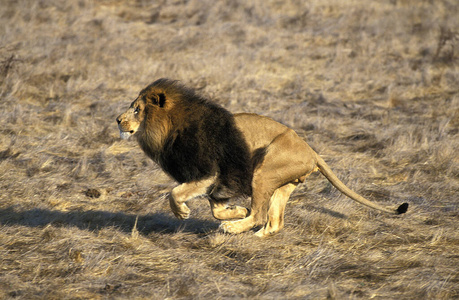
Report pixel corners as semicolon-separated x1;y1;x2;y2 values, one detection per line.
116;79;189;158
116;97;146;140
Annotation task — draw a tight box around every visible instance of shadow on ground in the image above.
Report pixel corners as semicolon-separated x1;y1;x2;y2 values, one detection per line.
304;204;348;219
0;206;220;235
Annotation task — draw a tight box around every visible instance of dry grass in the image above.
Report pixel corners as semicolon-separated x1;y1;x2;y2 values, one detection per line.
0;0;458;299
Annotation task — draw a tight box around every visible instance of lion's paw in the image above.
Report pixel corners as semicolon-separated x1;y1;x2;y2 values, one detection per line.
171;203;191;220
254;228;268;238
219;221;237;234
219;217;255;234
174;210;190;220
254;226;277;238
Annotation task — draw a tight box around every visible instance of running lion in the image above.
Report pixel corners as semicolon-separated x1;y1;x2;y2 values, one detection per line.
116;79;408;237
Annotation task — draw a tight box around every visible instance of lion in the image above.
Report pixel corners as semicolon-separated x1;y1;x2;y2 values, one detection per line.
116;78;408;237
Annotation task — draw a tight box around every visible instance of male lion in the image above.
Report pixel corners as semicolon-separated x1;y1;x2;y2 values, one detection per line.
116;78;408;237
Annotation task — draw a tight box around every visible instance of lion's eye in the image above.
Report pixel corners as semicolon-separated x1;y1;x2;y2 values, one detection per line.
134;107;140;114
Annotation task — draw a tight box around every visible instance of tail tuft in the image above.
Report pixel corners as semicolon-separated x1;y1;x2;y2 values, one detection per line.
396;203;409;214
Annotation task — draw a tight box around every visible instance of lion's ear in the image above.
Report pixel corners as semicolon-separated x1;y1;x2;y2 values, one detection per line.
157;93;166;107
150;93;166;108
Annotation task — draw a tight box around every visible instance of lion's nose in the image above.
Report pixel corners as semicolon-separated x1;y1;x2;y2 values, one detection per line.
116;117;121;124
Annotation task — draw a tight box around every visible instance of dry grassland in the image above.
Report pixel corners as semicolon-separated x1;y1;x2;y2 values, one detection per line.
0;0;458;299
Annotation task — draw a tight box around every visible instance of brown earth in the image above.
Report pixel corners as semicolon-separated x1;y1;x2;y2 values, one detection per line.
0;0;458;299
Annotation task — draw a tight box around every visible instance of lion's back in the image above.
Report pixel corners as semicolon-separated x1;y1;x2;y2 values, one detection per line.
234;113;292;152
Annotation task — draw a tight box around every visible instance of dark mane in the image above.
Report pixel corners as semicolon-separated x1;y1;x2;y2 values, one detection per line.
143;79;253;198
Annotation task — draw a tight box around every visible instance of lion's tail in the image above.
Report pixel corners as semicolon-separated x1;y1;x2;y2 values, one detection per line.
316;155;408;214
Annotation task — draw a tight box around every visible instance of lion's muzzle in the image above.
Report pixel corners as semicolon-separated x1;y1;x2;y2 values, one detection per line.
116;115;136;140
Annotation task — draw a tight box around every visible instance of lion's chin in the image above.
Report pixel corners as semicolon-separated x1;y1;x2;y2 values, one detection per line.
120;131;134;140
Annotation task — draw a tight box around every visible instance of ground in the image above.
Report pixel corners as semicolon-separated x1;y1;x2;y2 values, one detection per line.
0;0;458;299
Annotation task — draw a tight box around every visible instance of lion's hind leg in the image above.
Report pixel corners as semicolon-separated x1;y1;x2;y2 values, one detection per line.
221;129;314;235
219;167;278;234
255;182;298;237
209;198;249;220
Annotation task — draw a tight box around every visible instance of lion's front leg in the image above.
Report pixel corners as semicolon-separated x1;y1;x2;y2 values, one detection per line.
169;176;216;220
169;193;191;220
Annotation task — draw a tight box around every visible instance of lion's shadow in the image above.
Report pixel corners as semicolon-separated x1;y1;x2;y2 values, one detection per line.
0;206;219;235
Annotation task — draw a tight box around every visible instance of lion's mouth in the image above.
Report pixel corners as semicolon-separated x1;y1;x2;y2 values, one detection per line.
119;130;135;140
